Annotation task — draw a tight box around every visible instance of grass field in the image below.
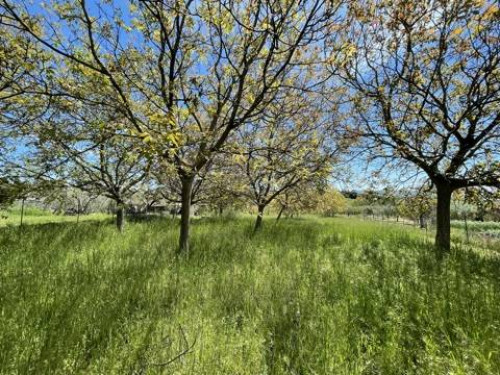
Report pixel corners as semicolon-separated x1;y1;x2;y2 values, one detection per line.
452;220;500;240
0;206;110;227
1;216;500;374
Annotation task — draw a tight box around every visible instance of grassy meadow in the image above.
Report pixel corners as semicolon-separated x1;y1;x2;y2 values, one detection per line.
1;216;500;374
0;206;110;227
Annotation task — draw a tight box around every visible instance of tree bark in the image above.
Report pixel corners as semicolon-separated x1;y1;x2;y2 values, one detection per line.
254;204;265;232
419;213;426;229
463;213;469;244
20;197;25;228
179;175;194;253
116;204;125;232
475;206;485;222
77;199;81;224
276;205;285;222
435;183;453;253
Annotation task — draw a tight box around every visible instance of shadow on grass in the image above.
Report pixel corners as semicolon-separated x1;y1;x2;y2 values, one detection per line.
0;219;181;374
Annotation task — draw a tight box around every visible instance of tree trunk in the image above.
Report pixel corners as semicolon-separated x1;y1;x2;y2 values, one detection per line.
116;204;125;232
20;197;25;228
419;213;426;229
179;175;194;253
254;204;265;232
435;183;453;253
476;206;485;222
77;199;81;224
463;213;469;244
276;205;285;222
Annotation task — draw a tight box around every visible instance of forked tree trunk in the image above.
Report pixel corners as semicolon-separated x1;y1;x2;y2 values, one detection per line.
435;183;453;253
116;204;125;232
179;175;194;253
254;204;265;232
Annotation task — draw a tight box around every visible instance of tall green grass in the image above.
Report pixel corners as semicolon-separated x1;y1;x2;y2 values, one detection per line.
452;220;500;233
1;217;499;374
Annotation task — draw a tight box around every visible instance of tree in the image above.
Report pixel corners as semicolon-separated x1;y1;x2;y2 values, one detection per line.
2;0;344;252
128;180;165;215
45;186;110;217
397;190;434;229
273;180;321;221
34;112;151;232
191;155;244;216
464;186;500;221
0;12;50;174
316;188;347;217
0;177;58;226
232;94;336;232
333;0;500;252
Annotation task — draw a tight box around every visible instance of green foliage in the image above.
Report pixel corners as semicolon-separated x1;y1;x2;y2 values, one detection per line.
0;178;28;208
397;194;434;221
0;179;16;208
1;217;499;374
316;188;348;216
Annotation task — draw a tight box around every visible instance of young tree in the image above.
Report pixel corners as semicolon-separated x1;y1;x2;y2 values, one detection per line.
397;191;434;229
316;187;348;217
273;180;320;221
35;112;151;232
0;177;58;225
333;1;500;252
233;95;337;231
2;0;344;252
45;186;108;217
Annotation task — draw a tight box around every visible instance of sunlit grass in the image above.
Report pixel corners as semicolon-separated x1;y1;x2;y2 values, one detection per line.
1;216;499;374
0;207;111;227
